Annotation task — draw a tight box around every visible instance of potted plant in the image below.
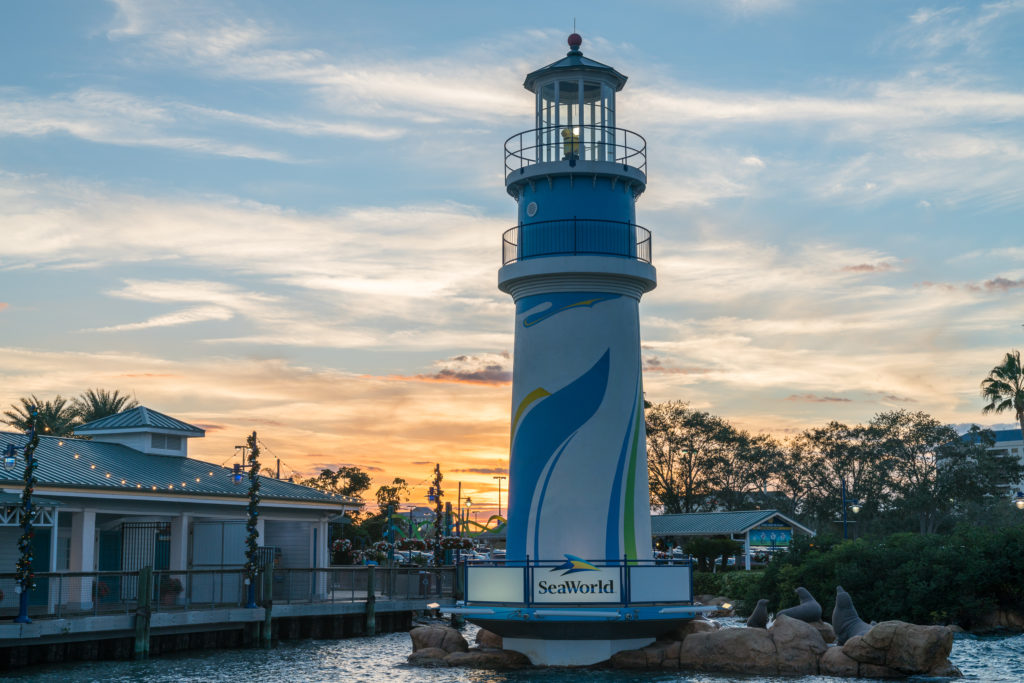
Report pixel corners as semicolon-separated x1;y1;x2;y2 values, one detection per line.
159;575;183;605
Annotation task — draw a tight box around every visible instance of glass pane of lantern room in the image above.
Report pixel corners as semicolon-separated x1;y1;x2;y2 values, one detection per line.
582;81;602;161
603;83;615;161
539;82;556;162
558;80;579;160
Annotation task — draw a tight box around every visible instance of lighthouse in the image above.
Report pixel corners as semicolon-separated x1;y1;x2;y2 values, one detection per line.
448;35;710;666
499;34;655;569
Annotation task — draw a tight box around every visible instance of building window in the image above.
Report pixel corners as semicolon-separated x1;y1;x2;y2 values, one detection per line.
151;434;182;450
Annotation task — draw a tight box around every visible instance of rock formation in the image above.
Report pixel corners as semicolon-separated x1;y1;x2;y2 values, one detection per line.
833;585;872;645
408;625;528;669
775;587;822;623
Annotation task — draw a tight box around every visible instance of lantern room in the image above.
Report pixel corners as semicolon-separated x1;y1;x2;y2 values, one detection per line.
524;33;627;164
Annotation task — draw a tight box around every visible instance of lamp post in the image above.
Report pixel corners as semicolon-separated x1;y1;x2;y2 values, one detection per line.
840;477;863;540
464;497;472;535
1013;490;1024;510
493;475;506;519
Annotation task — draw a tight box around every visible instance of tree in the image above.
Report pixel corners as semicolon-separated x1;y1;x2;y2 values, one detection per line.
3;395;77;436
981;349;1024;443
72;388;138;424
299;466;372;499
868;411;1022;534
375;477;409;514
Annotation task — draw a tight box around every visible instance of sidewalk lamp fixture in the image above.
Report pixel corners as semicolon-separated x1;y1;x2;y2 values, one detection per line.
232;464;243;484
1013;490;1024;510
3;444;16;472
840;477;863;539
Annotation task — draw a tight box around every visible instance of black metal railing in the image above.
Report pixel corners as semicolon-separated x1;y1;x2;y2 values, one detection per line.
504;125;647;175
0;566;456;620
502;218;652;265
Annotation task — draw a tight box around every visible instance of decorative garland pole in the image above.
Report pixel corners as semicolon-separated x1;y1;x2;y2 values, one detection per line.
243;431;261;609
14;406;40;624
431;463;444;566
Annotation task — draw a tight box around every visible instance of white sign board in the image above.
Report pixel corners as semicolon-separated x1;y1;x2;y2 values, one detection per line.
532;566;622;603
465;566;525;603
628;565;691;603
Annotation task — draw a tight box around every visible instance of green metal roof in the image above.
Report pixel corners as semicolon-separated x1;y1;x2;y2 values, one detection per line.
652;510;814;537
523;46;628;92
0;491;63;506
0;432;360;507
74;406;204;436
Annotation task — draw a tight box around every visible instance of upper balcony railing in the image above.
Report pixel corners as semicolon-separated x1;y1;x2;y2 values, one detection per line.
502;218;652;266
505;125;647;176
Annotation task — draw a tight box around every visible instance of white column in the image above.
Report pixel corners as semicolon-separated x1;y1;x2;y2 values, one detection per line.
69;510;96;607
316;519;329;598
744;531;751;571
256;517;265;543
169;513;190;570
49;508;59;612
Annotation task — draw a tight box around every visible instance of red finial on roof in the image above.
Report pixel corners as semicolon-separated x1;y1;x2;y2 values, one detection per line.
568;33;582;50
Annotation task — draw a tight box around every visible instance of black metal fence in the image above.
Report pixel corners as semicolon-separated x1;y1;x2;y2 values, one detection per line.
502;219;652;265
504;125;647;175
0;566;455;620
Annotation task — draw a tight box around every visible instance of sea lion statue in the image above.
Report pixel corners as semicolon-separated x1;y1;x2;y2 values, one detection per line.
832;585;872;645
746;598;770;628
774;587;822;623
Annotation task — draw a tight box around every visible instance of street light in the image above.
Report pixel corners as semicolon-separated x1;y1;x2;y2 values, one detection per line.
464;498;472;534
840;477;863;539
1013;490;1024;510
493;475;506;519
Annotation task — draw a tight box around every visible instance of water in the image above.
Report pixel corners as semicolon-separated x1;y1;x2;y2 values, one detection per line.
5;624;1021;682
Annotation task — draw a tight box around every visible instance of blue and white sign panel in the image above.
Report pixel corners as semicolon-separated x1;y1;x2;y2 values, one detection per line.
465;566;526;603
628;565;691;603
532;566;621;604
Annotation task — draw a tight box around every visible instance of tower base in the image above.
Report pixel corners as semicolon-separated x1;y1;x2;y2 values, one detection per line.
502;637;654;666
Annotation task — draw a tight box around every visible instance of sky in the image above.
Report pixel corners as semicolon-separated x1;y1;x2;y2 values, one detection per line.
1;0;1022;517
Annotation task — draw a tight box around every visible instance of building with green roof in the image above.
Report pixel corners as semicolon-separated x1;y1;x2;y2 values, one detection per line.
1;406;361;612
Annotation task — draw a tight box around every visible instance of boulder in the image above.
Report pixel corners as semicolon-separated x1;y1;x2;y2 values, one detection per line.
859;662;905;679
769;614;826;676
409;625;469;653
666;616;720;641
610;647;649;669
843;621;956;677
475;628;502;649
868;622;952;675
819;646;859;677
842;634;886;666
407;647;450;667
679;626;777;675
445;648;530;669
810;620;836;644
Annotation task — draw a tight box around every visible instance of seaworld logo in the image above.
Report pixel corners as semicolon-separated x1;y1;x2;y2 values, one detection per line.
551;554;599;575
536;579;616;595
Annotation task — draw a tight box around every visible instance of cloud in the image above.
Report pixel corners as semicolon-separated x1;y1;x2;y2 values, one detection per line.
901;1;1024;56
451;467;509;475
920;276;1024;293
842;262;896;273
0;303;7;312
90;304;235;332
785;394;853;403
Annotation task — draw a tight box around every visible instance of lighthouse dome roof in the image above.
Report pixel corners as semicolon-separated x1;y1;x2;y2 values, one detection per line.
523;35;628;93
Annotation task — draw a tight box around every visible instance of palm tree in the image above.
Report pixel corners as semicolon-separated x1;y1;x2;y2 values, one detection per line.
72;388;138;425
3;395;78;436
981;350;1024;442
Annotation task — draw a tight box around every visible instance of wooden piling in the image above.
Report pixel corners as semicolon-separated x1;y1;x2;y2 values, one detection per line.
365;565;376;636
261;566;274;649
133;566;152;660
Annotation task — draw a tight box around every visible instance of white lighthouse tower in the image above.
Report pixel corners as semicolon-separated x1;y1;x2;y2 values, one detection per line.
499;33;655;569
448;35;709;666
